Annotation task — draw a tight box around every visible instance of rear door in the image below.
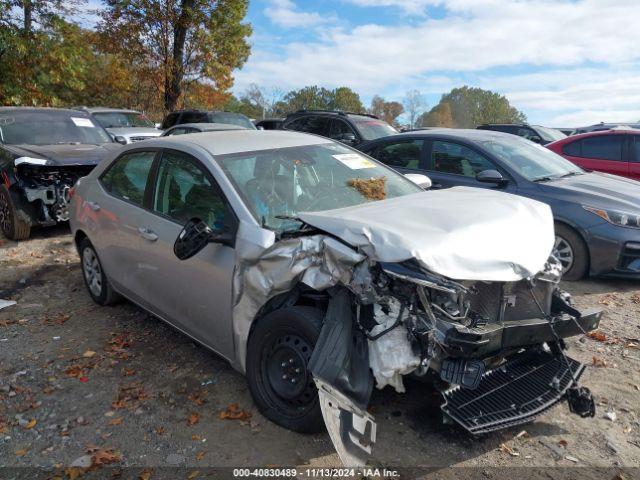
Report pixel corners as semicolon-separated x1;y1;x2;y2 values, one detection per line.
424;139;515;192
566;135;629;178
631;135;640;180
130;148;238;359
92;149;158;301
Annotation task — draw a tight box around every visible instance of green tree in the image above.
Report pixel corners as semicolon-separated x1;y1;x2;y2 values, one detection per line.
330;86;364;112
274;85;364;115
99;0;252;112
419;86;526;128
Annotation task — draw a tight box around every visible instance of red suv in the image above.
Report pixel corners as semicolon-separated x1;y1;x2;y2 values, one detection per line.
546;129;640;180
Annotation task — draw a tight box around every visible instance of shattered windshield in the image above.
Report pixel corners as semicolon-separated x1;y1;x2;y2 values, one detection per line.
93;111;155;128
217;143;422;231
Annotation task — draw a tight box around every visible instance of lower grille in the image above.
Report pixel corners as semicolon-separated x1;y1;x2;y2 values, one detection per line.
441;350;584;434
619;243;640;272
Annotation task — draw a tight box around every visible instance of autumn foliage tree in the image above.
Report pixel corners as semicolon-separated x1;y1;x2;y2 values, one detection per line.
98;0;252;112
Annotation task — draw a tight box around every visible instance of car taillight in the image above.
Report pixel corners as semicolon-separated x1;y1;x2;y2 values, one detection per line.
68;186;76;200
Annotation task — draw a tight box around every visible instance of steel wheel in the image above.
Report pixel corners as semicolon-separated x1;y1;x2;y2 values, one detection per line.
82;247;103;297
264;333;316;410
0;190;10;235
553;235;575;273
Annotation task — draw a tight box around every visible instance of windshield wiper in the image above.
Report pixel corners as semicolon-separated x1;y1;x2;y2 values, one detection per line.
532;176;554;183
559;171;583;178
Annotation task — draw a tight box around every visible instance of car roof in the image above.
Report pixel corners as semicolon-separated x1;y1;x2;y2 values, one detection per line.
0;107;91;116
143;129;333;156
385;128;517;143
168;122;246;131
547;127;640;146
80;107;141;114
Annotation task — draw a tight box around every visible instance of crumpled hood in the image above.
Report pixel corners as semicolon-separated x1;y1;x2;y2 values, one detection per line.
9;143;121;166
298;187;555;282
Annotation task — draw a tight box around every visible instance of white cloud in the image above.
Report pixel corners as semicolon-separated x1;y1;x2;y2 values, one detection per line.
264;0;328;28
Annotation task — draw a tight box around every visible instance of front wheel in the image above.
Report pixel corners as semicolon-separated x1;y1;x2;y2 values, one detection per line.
0;186;31;240
246;306;325;433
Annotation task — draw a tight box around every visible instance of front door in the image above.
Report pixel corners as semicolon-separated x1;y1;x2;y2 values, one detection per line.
133;149;237;359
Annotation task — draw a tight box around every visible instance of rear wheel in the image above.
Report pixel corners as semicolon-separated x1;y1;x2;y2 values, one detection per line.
554;223;588;281
0;186;31;240
246;306;325;433
79;238;121;305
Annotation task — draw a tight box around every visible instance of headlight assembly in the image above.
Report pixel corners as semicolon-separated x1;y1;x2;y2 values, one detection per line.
583;205;640;229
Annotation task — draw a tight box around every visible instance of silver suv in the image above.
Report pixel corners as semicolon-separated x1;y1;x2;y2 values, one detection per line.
78;107;161;144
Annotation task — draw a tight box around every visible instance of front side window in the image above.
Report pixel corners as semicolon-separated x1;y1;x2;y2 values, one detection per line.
153;151;227;230
208;112;256;130
580;135;624;161
166;128;188;136
431;141;495;177
217;143;422;232
101;151;155;206
0;111;111;145
373;140;423;169
329;119;356;140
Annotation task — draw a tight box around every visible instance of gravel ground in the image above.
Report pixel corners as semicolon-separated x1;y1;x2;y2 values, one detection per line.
1;226;639;478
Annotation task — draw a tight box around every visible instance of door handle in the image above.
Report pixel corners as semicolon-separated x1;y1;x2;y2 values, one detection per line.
86;201;100;211
431;183;444;189
137;227;158;242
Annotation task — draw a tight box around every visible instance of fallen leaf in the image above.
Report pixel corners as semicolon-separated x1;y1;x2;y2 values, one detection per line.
83;350;97;358
219;403;252;421
139;469;152;480
558;439;568;447
79;377;89;383
191;434;201;441
187;413;200;426
188;471;200;479
90;448;121;466
25;419;36;429
155;426;165;435
196;451;205;461
65;365;85;378
499;443;520;457
592;356;607;367
188;389;207;406
109;418;123;426
15;448;29;457
121;368;136;377
588;331;607;342
64;467;83;480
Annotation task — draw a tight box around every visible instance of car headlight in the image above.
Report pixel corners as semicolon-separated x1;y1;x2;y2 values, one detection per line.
583;206;640;229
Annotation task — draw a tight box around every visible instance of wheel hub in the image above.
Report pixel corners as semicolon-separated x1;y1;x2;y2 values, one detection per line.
553;235;575;272
266;335;313;401
82;247;103;297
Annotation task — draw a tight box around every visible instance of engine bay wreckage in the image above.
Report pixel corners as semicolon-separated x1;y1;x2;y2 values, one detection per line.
231;190;602;466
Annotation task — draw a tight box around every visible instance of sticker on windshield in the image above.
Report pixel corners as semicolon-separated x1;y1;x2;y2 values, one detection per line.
333;153;375;169
71;117;95;128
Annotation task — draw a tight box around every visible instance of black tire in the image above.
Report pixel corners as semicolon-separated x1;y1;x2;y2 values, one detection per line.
79;238;122;305
554;223;588;281
0;186;31;240
246;306;325;433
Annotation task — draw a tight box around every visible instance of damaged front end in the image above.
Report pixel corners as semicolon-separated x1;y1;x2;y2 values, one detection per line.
308;256;600;465
13;163;92;225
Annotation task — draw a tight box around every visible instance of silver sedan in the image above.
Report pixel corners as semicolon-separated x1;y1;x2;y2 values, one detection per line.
70;130;600;466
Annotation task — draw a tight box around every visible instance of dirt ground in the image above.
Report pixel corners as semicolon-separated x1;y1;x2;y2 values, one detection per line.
1;226;639;478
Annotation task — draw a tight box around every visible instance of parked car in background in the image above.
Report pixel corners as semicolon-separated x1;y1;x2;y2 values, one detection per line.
282;109;397;147
477;123;566;145
0;107;120;240
77;107;161;144
160;110;256;131
546;128;640;181
254;118;283;130
161;123;245;137
70;129;599;466
359;129;640;280
573;122;640;134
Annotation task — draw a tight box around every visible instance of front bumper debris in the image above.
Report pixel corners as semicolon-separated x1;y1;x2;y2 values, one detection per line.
441;350;586;434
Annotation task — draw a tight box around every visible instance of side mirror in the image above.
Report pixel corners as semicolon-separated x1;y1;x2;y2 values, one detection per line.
476;169;507;185
530;136;543;144
257;125;265;130
404;173;432;189
335;132;357;145
114;135;128;145
174;218;233;260
155;123;162;129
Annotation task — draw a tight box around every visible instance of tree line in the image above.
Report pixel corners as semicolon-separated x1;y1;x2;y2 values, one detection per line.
0;0;527;127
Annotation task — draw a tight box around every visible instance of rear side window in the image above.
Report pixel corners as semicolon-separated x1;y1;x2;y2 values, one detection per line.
372;140;423;169
101;151;155;206
634;136;640;163
580;135;624;161
562;140;581;156
286;116;331;136
180;112;207;124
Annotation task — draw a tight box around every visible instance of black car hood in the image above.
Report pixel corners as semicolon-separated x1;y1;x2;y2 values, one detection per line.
7;143;121;166
539;172;640;212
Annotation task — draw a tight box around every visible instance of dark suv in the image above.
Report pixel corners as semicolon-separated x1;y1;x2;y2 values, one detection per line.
160;110;256;131
476;123;566;145
282;110;397;147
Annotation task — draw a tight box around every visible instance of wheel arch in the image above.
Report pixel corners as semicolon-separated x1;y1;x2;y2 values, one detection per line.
553;219;591;274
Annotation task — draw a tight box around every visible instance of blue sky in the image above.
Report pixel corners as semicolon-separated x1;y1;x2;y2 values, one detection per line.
233;0;639;127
